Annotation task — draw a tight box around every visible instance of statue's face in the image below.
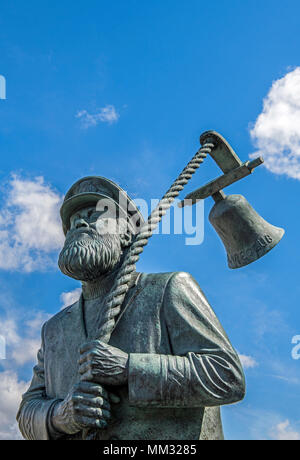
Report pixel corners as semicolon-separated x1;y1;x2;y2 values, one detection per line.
58;205;124;282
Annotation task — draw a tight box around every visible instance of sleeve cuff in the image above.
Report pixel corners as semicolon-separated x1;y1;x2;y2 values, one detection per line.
46;399;64;440
128;353;163;407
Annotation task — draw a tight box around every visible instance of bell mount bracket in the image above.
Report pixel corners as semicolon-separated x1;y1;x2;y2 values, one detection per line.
178;131;264;208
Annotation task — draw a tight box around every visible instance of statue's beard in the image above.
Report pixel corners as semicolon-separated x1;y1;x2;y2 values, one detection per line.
58;229;123;282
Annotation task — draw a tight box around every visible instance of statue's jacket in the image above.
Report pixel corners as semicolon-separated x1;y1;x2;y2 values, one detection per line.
17;272;245;440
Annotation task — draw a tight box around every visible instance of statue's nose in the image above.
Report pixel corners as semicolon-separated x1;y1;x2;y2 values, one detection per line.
75;218;89;229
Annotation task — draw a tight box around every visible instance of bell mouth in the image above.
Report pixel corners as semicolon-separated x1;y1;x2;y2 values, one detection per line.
209;194;285;269
227;227;285;269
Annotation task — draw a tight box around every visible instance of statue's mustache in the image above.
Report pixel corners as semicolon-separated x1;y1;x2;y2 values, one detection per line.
65;227;100;246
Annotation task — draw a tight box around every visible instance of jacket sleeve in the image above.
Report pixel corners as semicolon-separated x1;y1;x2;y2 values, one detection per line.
16;322;62;440
128;271;245;408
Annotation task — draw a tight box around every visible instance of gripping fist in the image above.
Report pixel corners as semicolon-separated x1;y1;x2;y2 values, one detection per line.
79;340;129;386
51;381;113;435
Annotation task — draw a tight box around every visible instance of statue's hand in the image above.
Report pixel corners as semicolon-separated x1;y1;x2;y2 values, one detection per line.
51;381;111;435
79;340;129;386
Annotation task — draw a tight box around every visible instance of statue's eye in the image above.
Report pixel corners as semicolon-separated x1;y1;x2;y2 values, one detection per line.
87;210;96;219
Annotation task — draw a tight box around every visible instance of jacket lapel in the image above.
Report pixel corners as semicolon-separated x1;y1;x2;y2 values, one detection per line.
111;273;143;336
59;295;87;368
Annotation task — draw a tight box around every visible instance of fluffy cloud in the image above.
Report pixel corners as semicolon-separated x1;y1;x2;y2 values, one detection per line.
0;175;64;272
76;105;119;128
227;406;300;440
0;310;50;366
0;309;51;439
250;67;300;180
270;419;300;440
238;354;258;369
60;287;81;310
0;370;29;440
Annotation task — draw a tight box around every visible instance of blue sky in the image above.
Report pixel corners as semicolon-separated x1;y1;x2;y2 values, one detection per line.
0;0;299;440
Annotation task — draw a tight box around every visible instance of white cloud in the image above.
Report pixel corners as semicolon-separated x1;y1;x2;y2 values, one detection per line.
25;311;50;335
0;305;51;439
76;105;119;128
238;354;258;369
225;406;300;440
60;287;81;310
11;338;41;366
250;67;300;180
272;374;300;385
270;419;300;440
0;370;29;440
0;175;64;272
0;310;50;366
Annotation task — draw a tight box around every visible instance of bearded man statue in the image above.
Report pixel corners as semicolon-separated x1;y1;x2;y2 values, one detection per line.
17;176;245;440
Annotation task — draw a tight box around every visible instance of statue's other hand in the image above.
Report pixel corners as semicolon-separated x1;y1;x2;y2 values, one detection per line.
51;381;111;435
78;340;129;386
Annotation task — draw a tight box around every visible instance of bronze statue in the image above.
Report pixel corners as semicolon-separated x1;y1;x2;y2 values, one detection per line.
17;132;283;440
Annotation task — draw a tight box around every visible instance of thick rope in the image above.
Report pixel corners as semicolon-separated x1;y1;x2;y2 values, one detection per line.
84;141;214;439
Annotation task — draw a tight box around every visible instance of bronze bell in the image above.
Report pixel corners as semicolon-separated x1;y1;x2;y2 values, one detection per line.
209;193;285;269
179;131;285;269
